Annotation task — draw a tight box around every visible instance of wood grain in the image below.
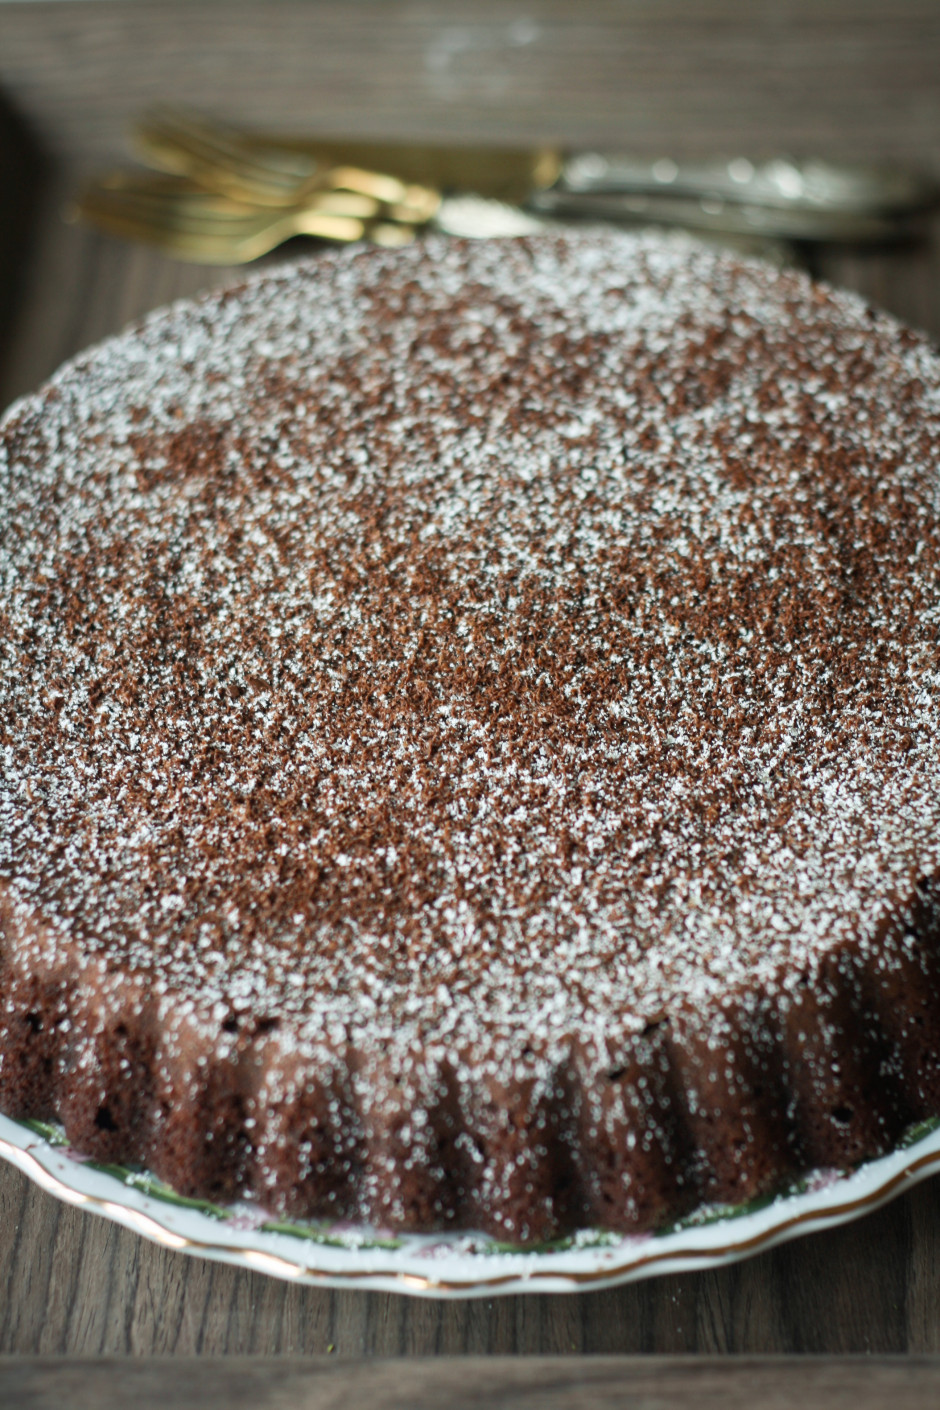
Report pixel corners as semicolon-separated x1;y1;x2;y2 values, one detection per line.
2;0;940;171
5;1355;940;1409
1;0;940;1361
1;1153;928;1355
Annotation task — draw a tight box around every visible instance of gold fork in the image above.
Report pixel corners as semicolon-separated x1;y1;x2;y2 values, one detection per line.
135;104;561;207
74;171;440;262
135;105;452;212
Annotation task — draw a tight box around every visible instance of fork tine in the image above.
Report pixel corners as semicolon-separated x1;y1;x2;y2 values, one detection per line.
146;105;318;182
76;175;375;262
79;183;260;236
77;195;321;263
81;174;384;231
148;116;306;188
136;107;437;214
136;106;327;204
75;195;241;262
137;129;300;201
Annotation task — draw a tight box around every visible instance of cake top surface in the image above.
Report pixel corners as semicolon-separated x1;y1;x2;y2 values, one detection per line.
2;230;940;1060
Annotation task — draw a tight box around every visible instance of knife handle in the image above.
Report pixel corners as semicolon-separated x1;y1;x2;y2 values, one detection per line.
530;186;924;244
556;153;938;216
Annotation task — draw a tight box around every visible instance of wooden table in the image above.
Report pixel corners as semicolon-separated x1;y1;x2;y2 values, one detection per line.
2;1;940;1395
5;1355;940;1408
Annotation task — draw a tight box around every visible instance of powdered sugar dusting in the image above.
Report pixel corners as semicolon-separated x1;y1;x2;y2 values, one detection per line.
2;229;940;1080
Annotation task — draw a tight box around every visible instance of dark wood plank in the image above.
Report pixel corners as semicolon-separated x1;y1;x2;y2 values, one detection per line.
5;1354;940;1409
1;0;940;170
1;0;940;1361
1;1161;940;1355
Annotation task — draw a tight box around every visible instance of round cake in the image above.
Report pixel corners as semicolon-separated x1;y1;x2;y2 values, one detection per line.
2;230;940;1243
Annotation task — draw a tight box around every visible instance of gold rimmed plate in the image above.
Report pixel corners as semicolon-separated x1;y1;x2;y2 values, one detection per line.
1;1111;938;1297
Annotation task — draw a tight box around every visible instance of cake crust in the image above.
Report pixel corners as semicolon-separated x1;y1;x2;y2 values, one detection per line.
2;232;940;1241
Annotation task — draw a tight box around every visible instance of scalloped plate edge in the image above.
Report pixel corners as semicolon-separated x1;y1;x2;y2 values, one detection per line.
2;1112;940;1298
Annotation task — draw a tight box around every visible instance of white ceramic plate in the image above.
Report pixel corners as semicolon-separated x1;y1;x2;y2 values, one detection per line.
2;1110;939;1298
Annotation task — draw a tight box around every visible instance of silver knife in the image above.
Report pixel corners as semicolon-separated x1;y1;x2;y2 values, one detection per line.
138;110;939;220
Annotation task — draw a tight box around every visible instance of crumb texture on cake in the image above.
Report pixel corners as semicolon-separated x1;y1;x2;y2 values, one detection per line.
2;231;940;1241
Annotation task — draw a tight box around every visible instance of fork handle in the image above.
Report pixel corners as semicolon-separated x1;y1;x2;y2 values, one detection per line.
291;209;368;242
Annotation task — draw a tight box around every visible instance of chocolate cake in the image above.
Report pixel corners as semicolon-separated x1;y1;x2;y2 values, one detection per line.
2;230;940;1244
